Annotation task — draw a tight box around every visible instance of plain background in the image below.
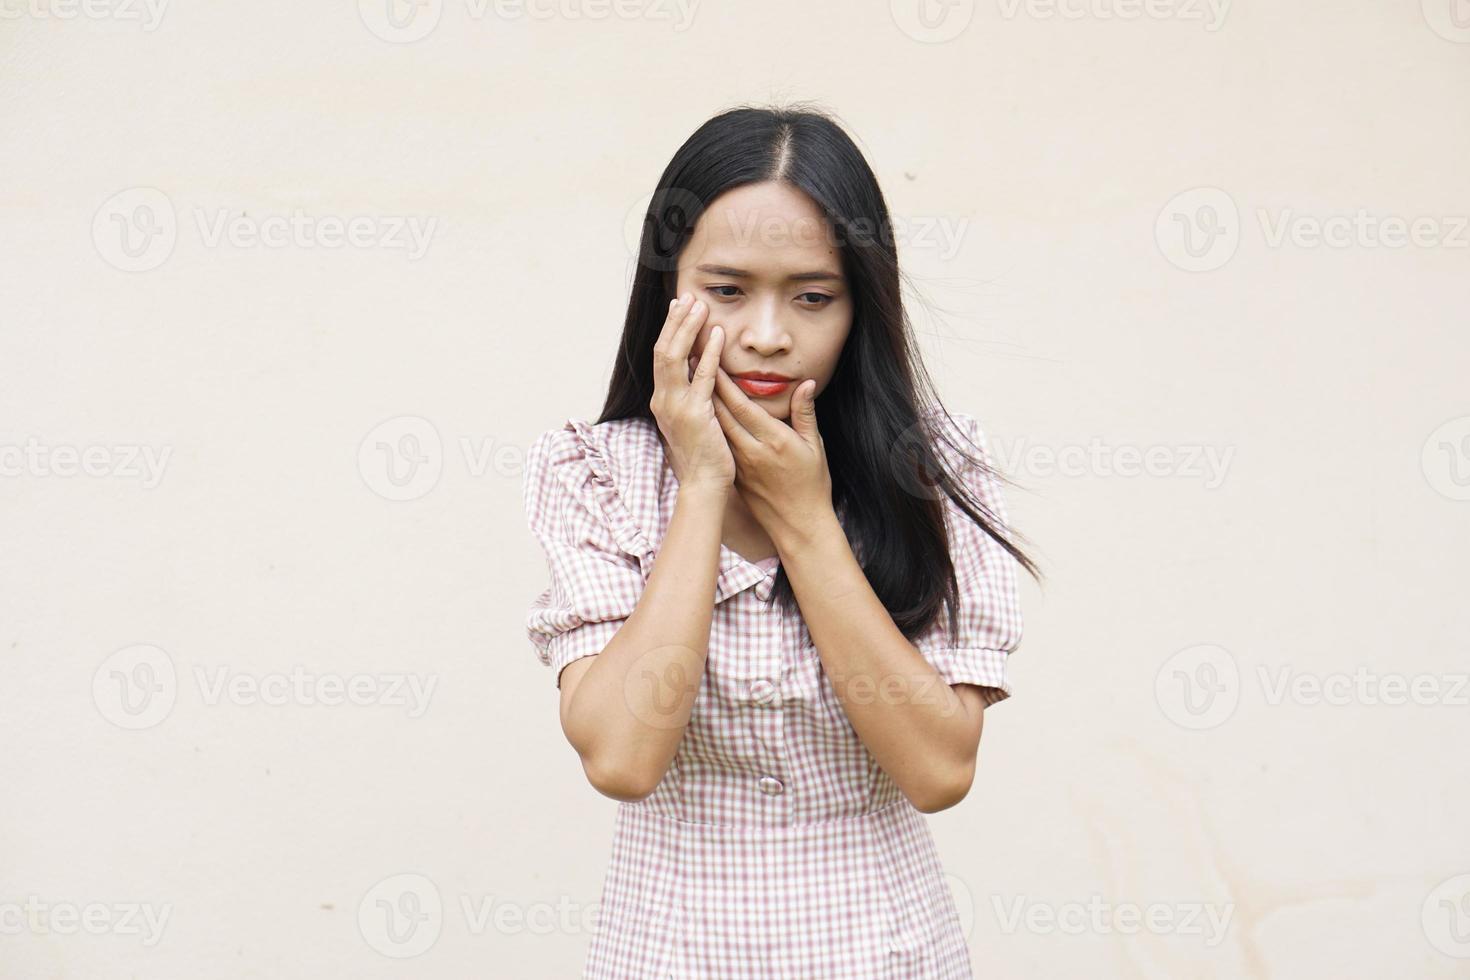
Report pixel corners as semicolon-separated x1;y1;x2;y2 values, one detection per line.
3;1;1469;976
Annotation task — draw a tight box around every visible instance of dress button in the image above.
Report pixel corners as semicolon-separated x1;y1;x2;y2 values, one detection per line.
757;775;785;796
748;678;779;706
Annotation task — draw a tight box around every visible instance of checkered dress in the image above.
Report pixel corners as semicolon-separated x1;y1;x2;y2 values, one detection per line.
523;409;1023;979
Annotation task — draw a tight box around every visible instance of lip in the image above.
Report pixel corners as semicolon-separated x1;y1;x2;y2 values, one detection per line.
731;371;795;397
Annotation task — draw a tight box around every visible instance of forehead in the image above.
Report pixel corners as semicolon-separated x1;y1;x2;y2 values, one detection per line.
682;181;842;278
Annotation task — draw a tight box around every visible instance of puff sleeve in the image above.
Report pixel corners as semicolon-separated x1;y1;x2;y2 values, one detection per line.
910;411;1025;707
523;424;649;689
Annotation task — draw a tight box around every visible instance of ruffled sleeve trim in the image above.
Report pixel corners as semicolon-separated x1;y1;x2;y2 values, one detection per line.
562;418;655;565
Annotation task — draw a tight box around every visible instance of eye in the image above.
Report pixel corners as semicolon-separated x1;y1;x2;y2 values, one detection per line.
707;285;742;299
798;292;833;307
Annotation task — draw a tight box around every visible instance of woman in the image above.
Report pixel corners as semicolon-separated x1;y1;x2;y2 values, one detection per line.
523;103;1039;979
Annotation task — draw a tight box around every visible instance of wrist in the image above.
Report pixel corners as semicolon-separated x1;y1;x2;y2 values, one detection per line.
771;505;841;557
677;481;731;503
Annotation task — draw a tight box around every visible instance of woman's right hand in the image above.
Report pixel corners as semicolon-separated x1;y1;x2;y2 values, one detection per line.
650;294;734;492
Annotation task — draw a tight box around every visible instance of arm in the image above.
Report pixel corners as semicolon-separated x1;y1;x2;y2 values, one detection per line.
772;509;987;814
557;481;728;802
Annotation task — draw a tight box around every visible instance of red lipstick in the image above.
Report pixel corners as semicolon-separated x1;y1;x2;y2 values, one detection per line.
732;371;794;398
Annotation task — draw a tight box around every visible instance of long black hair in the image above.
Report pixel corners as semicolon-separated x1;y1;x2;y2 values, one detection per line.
597;101;1041;645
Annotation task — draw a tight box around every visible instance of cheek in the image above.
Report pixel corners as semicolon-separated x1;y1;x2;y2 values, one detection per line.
817;328;851;378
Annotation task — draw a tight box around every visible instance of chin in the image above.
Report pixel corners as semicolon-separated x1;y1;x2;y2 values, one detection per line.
751;397;787;416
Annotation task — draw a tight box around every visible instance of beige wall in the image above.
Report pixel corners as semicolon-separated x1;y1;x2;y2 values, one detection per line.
2;0;1468;975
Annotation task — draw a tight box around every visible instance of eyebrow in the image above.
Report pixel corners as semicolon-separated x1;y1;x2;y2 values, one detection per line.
694;264;843;283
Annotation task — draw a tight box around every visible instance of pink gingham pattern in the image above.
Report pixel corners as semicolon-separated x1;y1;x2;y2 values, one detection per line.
523;409;1023;979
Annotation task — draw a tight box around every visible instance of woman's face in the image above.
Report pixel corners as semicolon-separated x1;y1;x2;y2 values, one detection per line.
673;180;853;423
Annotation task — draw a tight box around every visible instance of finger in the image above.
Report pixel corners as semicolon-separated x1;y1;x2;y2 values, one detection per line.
669;297;708;372
653;295;690;389
791;380;819;443
712;367;763;451
655;294;690;353
712;366;773;443
690;324;722;400
710;391;747;452
654;295;708;389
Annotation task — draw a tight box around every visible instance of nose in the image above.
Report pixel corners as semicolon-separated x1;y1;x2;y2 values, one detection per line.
731;295;790;357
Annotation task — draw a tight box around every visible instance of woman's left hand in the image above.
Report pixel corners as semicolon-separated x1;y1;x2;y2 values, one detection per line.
711;367;834;548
